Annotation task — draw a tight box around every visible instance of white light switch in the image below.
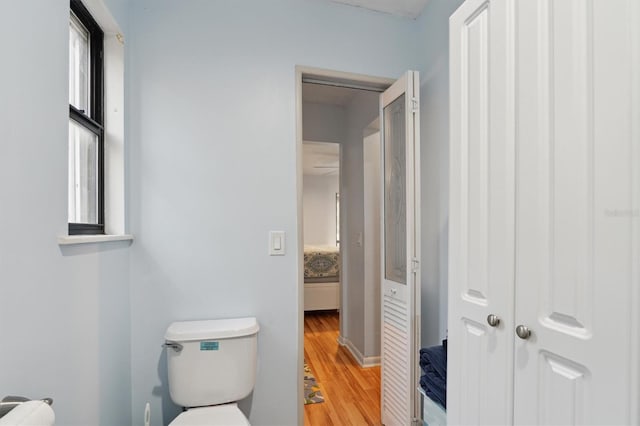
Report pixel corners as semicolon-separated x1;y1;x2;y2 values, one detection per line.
269;231;286;256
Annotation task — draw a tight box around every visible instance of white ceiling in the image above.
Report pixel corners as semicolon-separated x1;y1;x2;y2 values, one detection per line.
326;0;430;19
303;142;340;176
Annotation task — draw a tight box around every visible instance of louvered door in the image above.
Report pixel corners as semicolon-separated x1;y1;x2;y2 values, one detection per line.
380;71;421;426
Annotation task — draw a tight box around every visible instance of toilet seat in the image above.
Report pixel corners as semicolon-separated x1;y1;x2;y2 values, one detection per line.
169;403;250;426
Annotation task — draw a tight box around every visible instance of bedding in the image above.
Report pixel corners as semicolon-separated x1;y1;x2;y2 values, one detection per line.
304;245;340;283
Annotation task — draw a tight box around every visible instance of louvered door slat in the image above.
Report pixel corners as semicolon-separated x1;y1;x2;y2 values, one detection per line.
382;294;411;425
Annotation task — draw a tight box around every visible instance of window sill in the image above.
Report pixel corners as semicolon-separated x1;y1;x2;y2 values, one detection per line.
57;234;133;246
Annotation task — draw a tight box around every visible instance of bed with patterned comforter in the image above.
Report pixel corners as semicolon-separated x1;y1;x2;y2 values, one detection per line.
304;246;340;283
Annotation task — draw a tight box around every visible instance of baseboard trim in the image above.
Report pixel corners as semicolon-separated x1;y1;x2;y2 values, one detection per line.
362;355;381;367
337;335;381;368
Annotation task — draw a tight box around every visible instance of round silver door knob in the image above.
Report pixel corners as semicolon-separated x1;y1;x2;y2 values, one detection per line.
516;325;532;340
486;314;500;327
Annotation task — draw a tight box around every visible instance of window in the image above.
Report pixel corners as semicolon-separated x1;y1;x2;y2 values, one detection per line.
68;0;104;235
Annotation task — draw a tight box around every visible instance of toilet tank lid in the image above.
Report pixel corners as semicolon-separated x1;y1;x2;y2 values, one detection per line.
165;317;259;341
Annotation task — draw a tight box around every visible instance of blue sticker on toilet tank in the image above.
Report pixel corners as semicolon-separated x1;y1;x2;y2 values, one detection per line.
200;341;219;351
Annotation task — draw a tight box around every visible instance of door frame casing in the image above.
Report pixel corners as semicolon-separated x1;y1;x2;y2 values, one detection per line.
295;65;394;424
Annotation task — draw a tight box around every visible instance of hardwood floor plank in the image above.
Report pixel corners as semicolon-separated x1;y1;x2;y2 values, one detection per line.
304;311;381;426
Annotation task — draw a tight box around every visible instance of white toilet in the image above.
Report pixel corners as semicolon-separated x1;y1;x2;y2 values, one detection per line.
164;317;259;426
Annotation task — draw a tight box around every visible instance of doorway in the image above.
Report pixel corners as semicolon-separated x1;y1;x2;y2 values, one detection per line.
302;141;341;312
296;67;393;425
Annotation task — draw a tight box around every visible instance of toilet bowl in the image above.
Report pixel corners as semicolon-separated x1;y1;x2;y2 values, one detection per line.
169;403;249;426
164;317;259;425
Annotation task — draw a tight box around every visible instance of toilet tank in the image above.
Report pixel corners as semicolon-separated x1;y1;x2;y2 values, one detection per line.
165;317;259;408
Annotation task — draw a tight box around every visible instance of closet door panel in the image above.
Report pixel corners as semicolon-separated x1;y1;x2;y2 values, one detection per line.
537;353;589;425
448;0;515;424
514;0;639;424
541;0;593;336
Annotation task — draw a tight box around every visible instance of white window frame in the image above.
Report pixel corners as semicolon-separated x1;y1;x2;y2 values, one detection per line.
59;0;131;245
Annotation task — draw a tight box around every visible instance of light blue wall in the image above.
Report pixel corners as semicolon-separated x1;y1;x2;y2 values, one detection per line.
0;1;131;425
0;0;461;423
127;1;419;424
415;0;465;347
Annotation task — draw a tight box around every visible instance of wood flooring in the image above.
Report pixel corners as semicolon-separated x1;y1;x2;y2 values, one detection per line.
304;311;381;426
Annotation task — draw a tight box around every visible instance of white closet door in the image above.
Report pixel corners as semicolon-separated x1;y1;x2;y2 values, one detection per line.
514;0;640;424
448;0;515;424
380;71;421;426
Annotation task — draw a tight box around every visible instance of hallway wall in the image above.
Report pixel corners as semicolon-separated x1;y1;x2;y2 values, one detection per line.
303;174;339;247
341;90;381;359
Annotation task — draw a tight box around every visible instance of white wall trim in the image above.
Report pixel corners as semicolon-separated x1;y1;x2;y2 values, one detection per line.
299;66;395;93
295;66;305;426
73;0;126;236
363;355;382;367
58;234;133;245
630;1;640;423
339;335;381;368
103;33;126;235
